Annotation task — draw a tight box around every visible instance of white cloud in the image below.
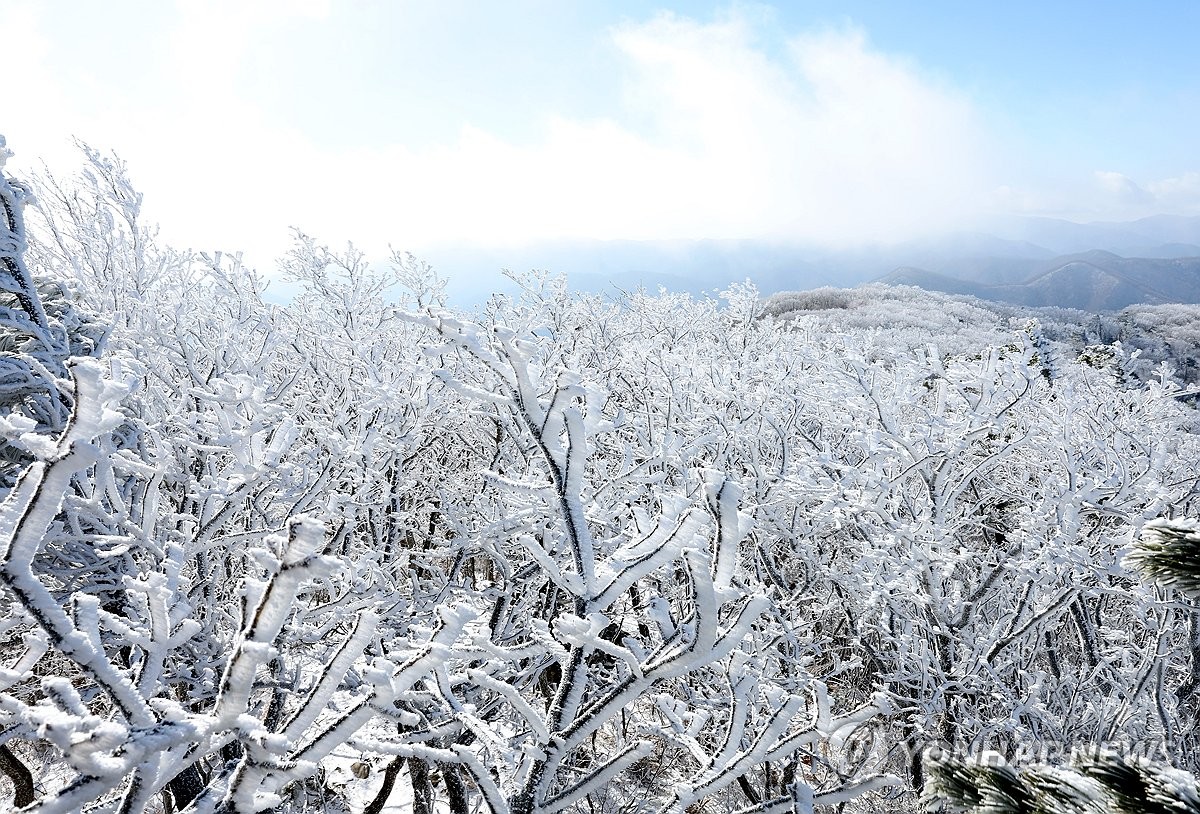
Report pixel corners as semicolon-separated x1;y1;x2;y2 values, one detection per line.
167;0;329;100
348;15;997;249
1094;170;1154;207
1079;170;1200;219
1146;171;1200;213
5;5;1001;270
0;3;71;165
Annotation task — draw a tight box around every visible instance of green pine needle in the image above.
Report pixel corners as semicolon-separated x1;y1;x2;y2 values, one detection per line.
1124;521;1200;599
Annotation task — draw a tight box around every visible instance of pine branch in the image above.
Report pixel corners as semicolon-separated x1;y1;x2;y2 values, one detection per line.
1125;521;1200;600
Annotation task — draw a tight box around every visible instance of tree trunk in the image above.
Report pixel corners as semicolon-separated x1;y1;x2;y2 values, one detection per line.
0;743;35;808
363;757;405;814
166;763;207;812
408;757;435;814
442;764;470;814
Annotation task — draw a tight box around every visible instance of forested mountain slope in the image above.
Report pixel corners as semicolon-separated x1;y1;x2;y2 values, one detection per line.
3;143;1200;813
878;250;1200;311
765;283;1200;387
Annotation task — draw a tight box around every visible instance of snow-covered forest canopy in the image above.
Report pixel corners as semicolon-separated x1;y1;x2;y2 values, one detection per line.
4;139;1200;814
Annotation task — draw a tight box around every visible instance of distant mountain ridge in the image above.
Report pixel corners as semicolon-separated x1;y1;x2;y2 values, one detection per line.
880;249;1200;311
987;213;1200;257
421;214;1200;307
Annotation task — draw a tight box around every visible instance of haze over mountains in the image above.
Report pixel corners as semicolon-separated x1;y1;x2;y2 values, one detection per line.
878;214;1200;310
881;251;1200;312
428;214;1200;310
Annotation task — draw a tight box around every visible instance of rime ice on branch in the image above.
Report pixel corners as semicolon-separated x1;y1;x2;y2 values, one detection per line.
0;137;473;814
403;309;895;814
0;135;50;333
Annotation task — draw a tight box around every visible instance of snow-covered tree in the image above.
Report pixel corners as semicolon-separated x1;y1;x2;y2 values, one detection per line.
0;136;104;487
924;520;1200;814
1;140;474;813
7;138;1200;813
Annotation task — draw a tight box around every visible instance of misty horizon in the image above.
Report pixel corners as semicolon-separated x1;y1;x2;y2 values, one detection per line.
5;2;1199;284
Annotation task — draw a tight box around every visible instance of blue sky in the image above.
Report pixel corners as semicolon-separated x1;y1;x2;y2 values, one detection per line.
3;1;1199;274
